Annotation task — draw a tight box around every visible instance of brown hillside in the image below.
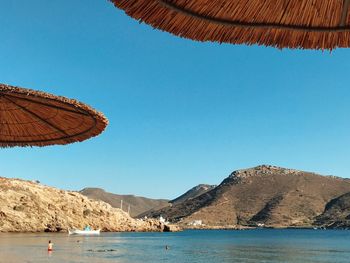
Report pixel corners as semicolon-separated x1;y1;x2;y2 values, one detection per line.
137;184;216;218
145;165;350;228
80;188;169;217
170;184;216;205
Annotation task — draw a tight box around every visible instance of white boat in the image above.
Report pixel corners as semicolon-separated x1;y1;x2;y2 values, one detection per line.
68;229;100;235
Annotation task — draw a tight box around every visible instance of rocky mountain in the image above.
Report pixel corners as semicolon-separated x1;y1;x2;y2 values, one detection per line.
136;184;216;218
314;192;350;228
0;177;176;232
170;184;216;205
80;188;169;217
144;165;350;228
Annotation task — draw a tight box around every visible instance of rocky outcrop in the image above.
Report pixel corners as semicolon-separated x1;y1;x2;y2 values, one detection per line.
0;177;175;232
144;165;350;228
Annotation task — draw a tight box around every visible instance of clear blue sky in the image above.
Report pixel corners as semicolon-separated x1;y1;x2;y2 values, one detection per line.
1;1;350;199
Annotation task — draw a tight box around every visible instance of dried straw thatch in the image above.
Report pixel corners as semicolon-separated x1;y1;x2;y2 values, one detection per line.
0;84;108;147
111;0;350;50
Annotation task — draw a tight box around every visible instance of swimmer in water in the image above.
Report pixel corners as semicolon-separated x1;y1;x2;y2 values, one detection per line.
48;240;53;252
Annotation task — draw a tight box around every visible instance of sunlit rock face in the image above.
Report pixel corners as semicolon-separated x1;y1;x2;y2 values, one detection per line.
0;177;169;232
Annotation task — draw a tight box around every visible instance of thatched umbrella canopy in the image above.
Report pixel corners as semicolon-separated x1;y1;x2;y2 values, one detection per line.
0;84;108;147
111;0;350;50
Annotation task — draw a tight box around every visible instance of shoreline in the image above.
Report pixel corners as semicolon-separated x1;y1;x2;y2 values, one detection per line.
2;225;348;234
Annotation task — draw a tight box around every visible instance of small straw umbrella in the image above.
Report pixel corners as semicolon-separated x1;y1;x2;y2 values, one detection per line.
0;84;108;147
111;0;350;50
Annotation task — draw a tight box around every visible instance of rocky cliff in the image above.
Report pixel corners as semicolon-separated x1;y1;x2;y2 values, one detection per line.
0;177;173;232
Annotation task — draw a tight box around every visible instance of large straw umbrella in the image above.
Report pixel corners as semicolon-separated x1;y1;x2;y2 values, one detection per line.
0;84;108;147
111;0;350;50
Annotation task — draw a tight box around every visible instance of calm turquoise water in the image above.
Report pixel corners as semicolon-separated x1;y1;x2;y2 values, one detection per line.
1;229;350;262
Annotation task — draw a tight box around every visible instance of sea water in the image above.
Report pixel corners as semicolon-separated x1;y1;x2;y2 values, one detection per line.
1;229;350;263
